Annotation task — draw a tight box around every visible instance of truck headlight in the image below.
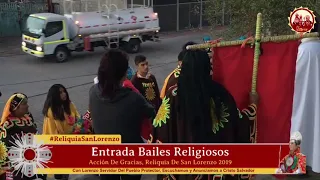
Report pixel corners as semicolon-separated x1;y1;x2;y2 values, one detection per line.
22;42;26;46
36;46;42;52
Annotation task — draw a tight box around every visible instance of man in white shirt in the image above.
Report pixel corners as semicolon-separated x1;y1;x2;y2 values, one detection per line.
290;12;320;173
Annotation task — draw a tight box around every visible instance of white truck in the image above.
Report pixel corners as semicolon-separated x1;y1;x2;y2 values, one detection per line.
21;0;160;62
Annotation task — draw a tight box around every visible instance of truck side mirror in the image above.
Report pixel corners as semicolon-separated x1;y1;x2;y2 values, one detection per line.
42;29;46;35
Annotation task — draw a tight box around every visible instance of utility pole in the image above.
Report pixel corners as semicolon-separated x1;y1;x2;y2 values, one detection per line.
199;0;203;28
47;0;53;12
176;0;179;31
222;0;225;26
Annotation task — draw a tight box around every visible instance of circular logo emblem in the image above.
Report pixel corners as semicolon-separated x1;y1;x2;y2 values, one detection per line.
7;133;52;178
288;7;316;33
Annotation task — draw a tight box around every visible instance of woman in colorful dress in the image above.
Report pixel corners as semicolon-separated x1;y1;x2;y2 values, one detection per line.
42;84;80;180
0;93;46;180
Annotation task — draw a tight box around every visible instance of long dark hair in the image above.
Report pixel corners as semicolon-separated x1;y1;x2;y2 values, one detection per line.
182;41;196;50
178;41;197;61
98;49;129;98
42;84;71;121
177;49;222;141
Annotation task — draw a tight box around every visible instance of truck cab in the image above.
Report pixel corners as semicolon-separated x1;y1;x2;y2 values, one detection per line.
22;13;71;62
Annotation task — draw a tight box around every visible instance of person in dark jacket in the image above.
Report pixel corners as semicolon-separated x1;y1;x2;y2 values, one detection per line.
131;55;161;111
89;49;156;180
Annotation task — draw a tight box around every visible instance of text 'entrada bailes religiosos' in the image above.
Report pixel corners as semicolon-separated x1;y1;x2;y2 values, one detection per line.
91;146;229;159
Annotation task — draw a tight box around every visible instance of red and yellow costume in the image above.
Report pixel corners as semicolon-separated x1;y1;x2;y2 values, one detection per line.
279;147;306;174
160;65;181;99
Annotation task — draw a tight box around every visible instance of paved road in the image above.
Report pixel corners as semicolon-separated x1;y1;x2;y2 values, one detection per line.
0;29;319;180
0;29;208;180
0;29;211;131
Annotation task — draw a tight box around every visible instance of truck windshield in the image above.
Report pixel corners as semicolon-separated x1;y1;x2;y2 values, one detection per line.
23;16;46;37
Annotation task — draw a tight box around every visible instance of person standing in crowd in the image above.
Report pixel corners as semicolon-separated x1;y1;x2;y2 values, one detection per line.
153;49;258;180
126;65;135;80
42;84;80;180
160;51;183;99
160;42;196;99
89;49;156;180
89;66;152;142
131;55;161;111
94;66;135;84
0;93;46;180
122;76;153;142
290;12;320;173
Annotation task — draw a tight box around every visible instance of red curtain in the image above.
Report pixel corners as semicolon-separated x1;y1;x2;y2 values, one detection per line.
212;41;299;143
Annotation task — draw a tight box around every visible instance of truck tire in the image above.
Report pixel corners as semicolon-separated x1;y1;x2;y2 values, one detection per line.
54;46;70;63
125;39;141;54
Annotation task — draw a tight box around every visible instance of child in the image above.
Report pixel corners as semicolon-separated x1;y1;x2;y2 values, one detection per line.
42;84;80;180
131;55;161;111
42;84;80;134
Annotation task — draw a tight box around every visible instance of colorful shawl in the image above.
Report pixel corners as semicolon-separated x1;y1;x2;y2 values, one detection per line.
1;93;27;126
72;111;93;134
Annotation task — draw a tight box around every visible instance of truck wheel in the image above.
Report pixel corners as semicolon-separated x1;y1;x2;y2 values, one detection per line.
125;39;141;53
54;46;70;63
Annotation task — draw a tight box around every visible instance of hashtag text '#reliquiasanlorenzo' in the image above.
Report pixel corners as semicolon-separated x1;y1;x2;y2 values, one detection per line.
51;136;118;143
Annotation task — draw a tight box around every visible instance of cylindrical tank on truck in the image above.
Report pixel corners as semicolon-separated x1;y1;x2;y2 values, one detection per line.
20;5;160;63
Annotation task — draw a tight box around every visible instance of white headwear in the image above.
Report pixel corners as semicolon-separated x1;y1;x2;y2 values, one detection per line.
290;131;302;142
94;77;99;84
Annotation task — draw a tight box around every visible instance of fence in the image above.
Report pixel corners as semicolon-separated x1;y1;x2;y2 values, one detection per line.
52;0;126;15
154;1;230;32
0;0;230;37
53;0;230;32
0;1;48;37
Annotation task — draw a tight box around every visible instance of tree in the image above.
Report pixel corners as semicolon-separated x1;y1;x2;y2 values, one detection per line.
205;0;320;39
